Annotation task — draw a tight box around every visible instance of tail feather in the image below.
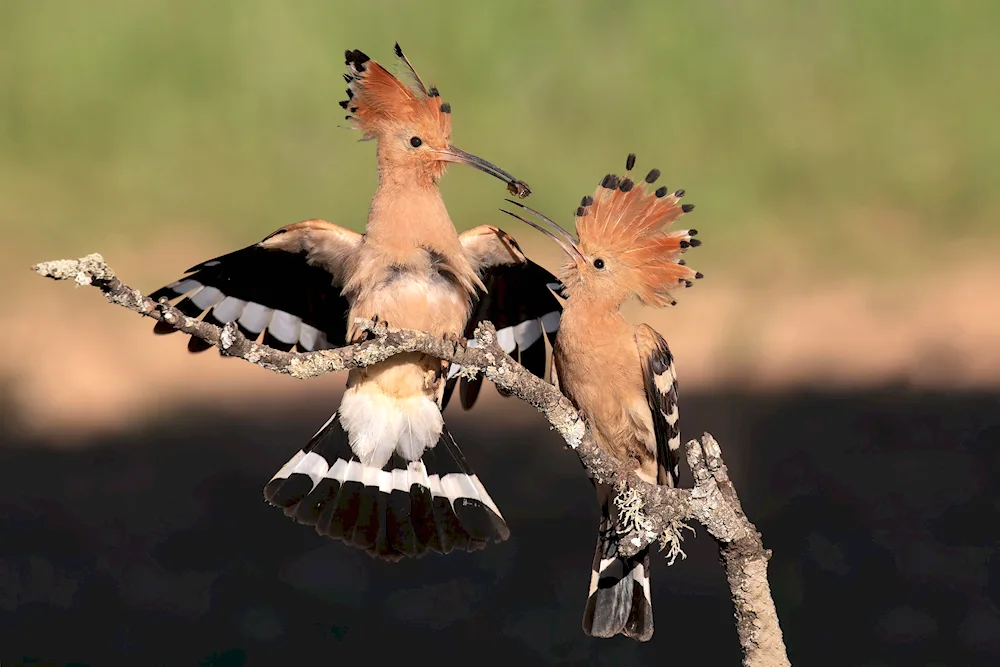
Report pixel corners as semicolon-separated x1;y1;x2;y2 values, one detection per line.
384;471;421;557
347;466;380;552
422;445;470;554
435;429;510;542
264;415;508;561
321;459;364;542
582;490;654;642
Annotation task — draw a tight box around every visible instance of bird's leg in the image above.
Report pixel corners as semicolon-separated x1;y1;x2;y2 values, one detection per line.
356;314;391;342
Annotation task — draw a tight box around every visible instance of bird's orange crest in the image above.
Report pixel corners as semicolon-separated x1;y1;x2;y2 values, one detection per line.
503;154;702;307
341;45;452;145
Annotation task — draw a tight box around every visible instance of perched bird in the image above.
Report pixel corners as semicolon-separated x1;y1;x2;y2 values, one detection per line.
149;45;562;561
501;154;702;641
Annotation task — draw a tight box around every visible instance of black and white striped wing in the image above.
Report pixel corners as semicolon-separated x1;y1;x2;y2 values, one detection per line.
445;226;564;410
635;324;681;487
149;219;362;353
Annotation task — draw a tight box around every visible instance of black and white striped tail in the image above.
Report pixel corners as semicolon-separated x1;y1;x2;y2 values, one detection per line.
582;491;654;641
263;417;509;561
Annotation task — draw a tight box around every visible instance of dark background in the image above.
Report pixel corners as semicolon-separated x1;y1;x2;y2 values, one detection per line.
2;386;997;666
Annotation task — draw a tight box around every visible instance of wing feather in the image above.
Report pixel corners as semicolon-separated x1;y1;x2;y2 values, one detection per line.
149;219;362;353
441;226;564;410
634;324;681;487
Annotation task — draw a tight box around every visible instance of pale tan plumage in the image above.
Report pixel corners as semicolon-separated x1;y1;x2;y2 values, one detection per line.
554;307;661;483
503;154;702;642
150;45;561;561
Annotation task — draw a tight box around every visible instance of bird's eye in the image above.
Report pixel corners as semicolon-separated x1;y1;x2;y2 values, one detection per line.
410;136;423;148
593;258;605;270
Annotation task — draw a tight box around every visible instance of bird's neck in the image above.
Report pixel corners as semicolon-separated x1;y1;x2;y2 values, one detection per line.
564;281;627;313
563;299;627;326
365;164;457;253
558;301;631;353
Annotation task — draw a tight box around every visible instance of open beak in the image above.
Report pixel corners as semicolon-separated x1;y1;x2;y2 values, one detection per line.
436;146;531;198
500;199;586;264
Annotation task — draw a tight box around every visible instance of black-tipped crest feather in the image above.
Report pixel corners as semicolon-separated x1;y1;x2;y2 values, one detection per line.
392;42;429;96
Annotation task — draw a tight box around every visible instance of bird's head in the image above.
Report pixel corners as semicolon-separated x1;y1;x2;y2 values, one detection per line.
342;45;530;197
503;154;702;309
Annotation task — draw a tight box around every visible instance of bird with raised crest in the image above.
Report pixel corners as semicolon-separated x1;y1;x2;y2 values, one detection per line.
501;153;703;641
149;45;563;561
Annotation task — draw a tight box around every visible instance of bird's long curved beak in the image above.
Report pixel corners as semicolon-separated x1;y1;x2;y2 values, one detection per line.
436;146;531;198
500;199;586;264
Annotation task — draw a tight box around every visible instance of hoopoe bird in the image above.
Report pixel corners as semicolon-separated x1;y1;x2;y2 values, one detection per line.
149;45;562;561
501;154;702;641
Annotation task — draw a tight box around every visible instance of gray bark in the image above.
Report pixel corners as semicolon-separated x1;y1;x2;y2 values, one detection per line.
34;253;791;666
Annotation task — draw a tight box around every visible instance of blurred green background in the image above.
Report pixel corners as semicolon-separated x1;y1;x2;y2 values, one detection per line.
3;0;997;281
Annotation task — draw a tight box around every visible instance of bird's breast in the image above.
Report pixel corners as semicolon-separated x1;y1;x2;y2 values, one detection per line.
348;256;473;340
554;310;655;475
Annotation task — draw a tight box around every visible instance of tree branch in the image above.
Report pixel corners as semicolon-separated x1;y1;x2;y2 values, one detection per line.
33;253;790;666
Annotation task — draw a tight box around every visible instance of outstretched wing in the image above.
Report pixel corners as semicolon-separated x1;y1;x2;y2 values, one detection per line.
149;219;363;353
634;324;681;487
443;226;564;410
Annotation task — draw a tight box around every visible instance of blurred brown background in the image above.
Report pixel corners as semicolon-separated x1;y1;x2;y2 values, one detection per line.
2;1;998;665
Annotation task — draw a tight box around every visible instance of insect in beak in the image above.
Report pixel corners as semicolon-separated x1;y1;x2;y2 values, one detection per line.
435;146;531;198
507;181;531;199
